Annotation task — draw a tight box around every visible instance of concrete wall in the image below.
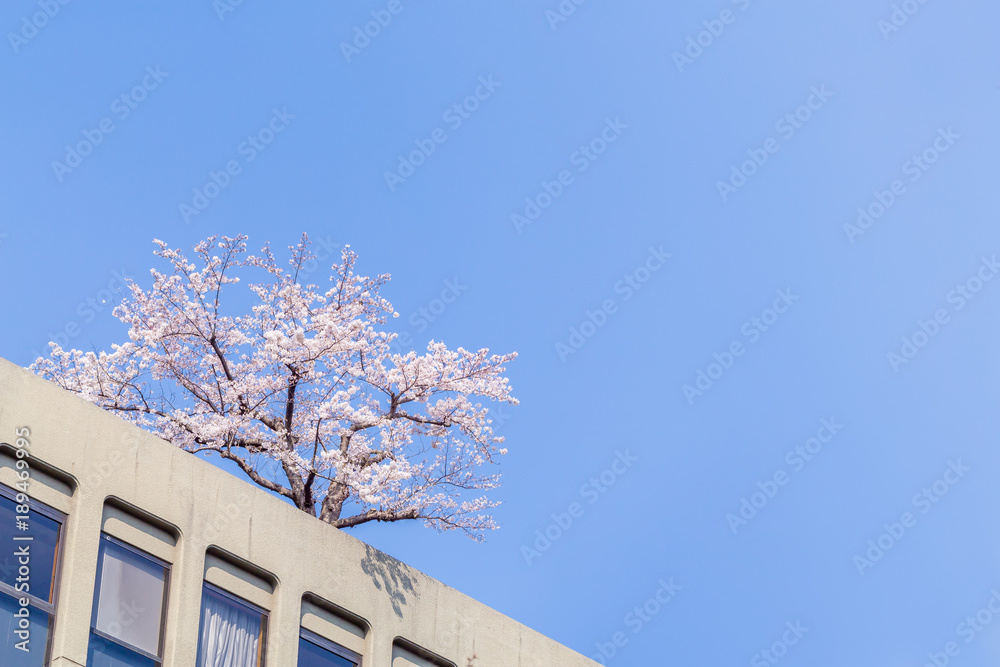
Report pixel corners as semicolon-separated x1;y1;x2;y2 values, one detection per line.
0;358;598;666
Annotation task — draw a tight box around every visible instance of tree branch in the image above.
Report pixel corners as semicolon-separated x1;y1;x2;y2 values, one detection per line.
332;508;420;529
217;450;296;502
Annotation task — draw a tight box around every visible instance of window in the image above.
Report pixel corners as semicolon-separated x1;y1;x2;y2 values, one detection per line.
87;534;170;666
0;484;64;667
298;628;361;667
197;583;268;667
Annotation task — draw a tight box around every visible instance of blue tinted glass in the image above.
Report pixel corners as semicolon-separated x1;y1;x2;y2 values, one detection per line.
87;631;157;667
92;538;168;658
0;591;49;666
298;636;356;667
0;493;61;601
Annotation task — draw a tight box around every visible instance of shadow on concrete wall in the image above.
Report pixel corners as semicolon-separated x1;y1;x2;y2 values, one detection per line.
360;542;417;618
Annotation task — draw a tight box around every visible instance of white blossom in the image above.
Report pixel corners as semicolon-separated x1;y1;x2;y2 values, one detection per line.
31;234;517;541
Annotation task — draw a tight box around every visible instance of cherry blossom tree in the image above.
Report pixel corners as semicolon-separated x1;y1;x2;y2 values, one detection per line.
31;235;517;540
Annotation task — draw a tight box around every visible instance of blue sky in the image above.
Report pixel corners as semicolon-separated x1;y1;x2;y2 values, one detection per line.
2;0;1000;664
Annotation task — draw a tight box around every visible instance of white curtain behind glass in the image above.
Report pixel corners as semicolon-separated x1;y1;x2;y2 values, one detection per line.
94;542;165;657
198;589;262;667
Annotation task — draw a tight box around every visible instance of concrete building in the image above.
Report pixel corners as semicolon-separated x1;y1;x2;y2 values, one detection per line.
0;357;597;666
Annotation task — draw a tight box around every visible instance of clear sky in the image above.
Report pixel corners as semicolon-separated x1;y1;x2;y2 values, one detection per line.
2;1;1000;664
